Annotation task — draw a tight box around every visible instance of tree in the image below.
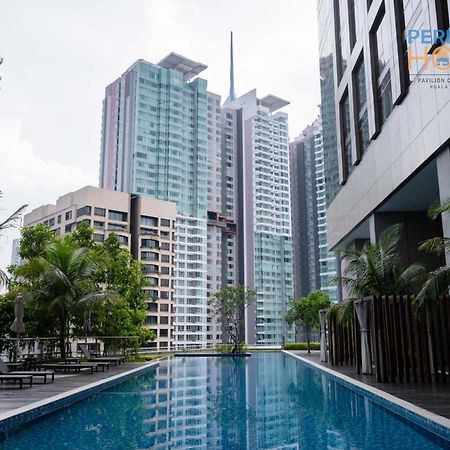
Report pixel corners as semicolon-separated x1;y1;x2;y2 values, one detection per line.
15;237;118;358
92;234;154;346
415;200;450;316
18;223;55;260
69;221;95;248
285;291;331;353
331;224;426;324
209;285;255;353
0;191;27;285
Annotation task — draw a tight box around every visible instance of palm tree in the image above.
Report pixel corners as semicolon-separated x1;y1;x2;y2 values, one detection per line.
15;237;118;358
415;200;450;316
0;191;27;286
331;224;426;323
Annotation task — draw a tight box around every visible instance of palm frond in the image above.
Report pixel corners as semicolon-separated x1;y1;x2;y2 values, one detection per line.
428;199;450;220
414;266;450;317
418;237;450;255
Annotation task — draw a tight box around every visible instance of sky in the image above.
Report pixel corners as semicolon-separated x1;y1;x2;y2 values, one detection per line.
0;0;321;271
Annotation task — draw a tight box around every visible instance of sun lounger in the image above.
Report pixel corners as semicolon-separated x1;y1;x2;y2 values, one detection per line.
0;374;33;389
79;344;125;366
0;358;55;384
40;361;109;374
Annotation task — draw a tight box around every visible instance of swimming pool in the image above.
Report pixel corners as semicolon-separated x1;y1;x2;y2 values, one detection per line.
1;352;449;449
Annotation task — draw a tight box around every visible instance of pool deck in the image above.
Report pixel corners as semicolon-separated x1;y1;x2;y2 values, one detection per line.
286;350;450;420
0;362;148;417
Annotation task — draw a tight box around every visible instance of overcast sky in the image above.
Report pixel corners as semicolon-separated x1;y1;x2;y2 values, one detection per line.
0;0;321;270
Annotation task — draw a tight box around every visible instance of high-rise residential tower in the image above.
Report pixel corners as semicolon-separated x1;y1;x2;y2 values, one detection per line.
290;117;338;302
100;54;223;348
223;89;294;345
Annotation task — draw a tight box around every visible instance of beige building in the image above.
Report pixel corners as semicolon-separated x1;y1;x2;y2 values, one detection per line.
23;185;176;351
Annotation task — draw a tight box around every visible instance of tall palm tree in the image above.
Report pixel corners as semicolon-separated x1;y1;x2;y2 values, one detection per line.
0;191;28;286
15;237;118;358
330;224;426;323
415;200;450;316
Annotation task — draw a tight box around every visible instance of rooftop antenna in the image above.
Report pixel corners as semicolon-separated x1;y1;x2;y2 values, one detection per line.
224;32;236;105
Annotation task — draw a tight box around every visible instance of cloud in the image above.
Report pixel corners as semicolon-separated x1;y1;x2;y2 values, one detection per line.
0;114;96;269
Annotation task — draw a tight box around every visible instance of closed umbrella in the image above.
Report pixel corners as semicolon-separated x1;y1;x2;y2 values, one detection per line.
319;310;328;362
10;295;25;362
83;309;92;345
355;301;372;374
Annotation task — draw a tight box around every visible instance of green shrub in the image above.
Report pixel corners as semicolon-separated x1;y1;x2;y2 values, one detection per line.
215;343;248;354
284;342;321;351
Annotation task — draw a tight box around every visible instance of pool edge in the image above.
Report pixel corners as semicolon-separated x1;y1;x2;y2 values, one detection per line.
0;358;165;439
282;350;450;442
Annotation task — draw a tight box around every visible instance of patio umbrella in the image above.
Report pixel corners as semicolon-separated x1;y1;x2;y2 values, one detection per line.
355;301;372;374
10;294;25;362
83;309;92;345
319;310;328;362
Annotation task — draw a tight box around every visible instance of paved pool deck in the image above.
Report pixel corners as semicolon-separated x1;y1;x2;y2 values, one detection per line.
0;362;145;416
287;350;450;420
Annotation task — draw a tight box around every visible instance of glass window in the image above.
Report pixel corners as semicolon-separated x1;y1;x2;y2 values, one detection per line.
93;221;104;229
160;218;170;227
57;215;61;224
353;57;370;156
93;233;104;243
141;216;158;227
109;210;128;222
372;11;393;127
76;206;91;218
336;0;350;80
141;239;159;249
160;316;169;325
161;255;170;263
65;211;72;221
117;235;128;245
160;304;169;312
94;207;106;217
340;91;353;178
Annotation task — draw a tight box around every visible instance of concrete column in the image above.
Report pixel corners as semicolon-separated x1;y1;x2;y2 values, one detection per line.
437;147;450;265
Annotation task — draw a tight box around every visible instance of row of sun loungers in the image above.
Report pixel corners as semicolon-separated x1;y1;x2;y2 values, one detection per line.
0;346;126;388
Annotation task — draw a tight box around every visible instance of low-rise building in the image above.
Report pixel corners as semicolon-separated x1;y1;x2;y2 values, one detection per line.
23;185;176;351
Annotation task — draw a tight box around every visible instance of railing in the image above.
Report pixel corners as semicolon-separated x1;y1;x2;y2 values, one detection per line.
324;295;450;383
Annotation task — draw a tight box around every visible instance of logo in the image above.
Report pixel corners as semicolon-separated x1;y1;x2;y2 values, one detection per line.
407;29;450;88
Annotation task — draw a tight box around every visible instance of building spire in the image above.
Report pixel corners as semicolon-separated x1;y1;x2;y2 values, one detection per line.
224;31;236;105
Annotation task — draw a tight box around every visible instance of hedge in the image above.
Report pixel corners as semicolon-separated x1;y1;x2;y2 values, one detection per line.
284;342;320;351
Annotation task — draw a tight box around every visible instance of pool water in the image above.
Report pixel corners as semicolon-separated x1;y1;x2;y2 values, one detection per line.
1;353;448;449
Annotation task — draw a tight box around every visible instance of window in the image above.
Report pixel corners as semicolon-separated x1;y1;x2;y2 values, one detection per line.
161;255;170;263
141;239;158;249
160;267;170;275
117;235;128;245
336;0;350;80
109;210;127;222
161;242;170;251
159;329;168;337
160;304;169;312
372;9;393;129
57;215;61;224
65;224;73;233
160;218;170;227
65;211;72;221
108;223;127;231
93;233;104;243
161;279;169;287
353;57;369;157
94;207;106;217
340;91;353;179
49;218;55;226
141;216;158;227
147;303;158;312
141;252;159;261
145;316;158;325
76;206;91;217
93;221;104;230
160;316;169;325
160;291;169;299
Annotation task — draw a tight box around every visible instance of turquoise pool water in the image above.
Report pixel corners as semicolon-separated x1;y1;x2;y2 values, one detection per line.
1;353;448;449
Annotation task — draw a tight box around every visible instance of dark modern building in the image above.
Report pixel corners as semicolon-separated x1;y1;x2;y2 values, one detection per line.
317;0;450;297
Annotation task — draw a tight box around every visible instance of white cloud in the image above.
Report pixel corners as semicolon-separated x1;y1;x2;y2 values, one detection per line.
0;114;96;269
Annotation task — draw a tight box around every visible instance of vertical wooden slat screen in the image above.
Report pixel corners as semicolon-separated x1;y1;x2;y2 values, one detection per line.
326;295;450;383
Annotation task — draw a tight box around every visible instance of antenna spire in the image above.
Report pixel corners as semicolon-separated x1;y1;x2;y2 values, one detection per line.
224;31;236;105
